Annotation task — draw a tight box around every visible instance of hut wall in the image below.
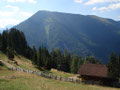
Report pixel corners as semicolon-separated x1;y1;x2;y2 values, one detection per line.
81;75;106;84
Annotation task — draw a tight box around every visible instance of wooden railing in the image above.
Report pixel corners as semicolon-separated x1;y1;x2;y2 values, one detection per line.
0;60;81;84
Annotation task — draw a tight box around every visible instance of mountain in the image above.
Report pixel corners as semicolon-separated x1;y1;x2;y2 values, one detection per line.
15;10;120;63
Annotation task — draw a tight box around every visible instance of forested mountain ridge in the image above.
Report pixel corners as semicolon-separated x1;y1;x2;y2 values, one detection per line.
15;10;120;63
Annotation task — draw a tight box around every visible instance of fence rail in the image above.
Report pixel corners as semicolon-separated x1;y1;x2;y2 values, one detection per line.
1;60;120;87
10;66;81;84
0;60;81;84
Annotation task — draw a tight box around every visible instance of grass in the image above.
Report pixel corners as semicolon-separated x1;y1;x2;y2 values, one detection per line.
0;51;74;77
0;69;120;90
0;51;8;61
0;51;120;90
0;51;39;71
15;55;39;71
50;69;75;78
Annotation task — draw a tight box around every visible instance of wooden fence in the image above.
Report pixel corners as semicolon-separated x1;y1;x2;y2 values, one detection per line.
1;60;120;87
0;60;81;84
9;66;81;84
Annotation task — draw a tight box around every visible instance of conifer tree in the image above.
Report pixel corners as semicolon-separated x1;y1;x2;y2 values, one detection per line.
32;46;37;64
37;47;42;67
55;48;63;70
7;47;14;60
0;34;2;50
84;56;102;64
50;49;57;69
117;54;120;78
70;56;78;73
77;56;83;71
107;52;118;78
2;30;9;52
42;47;50;67
63;49;71;72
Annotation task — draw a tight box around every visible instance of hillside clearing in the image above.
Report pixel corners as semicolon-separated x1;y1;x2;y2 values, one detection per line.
0;68;120;90
50;69;76;78
0;51;120;90
0;51;39;71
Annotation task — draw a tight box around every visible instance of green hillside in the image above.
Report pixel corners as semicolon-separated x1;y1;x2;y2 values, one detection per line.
0;52;119;90
15;11;120;63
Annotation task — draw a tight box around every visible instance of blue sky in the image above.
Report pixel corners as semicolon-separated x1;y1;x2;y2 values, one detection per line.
0;0;120;28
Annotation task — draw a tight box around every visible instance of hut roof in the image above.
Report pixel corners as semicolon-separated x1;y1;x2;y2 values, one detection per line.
78;64;108;78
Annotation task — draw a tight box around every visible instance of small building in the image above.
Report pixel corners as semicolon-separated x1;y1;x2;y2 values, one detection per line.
78;64;108;84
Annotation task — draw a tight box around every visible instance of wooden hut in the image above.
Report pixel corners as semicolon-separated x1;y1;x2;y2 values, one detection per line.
78;64;108;83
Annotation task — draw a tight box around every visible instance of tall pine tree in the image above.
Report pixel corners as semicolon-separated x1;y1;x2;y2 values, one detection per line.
2;30;9;52
70;56;78;73
0;34;2;50
32;46;37;65
117;54;120;78
37;47;42;67
107;52;118;78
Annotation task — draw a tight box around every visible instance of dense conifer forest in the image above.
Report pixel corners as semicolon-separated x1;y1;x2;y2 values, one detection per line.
0;28;120;79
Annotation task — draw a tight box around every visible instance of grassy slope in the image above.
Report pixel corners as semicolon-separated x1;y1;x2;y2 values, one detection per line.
0;51;76;77
50;69;75;78
0;69;120;90
0;51;38;71
0;51;120;90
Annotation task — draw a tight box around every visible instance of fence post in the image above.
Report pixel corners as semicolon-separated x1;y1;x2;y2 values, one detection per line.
5;63;83;85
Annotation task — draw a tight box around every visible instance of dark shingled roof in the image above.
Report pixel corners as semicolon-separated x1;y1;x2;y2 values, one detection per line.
78;64;108;78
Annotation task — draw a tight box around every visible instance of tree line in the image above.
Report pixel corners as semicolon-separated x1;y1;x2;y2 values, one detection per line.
0;28;119;79
32;46;102;73
0;28;101;73
0;28;33;60
107;52;120;79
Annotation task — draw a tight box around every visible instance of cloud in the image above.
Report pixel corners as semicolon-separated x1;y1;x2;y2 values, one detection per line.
0;11;15;17
0;10;33;17
6;5;19;11
0;11;33;28
16;0;26;3
92;7;97;11
7;0;15;3
118;16;120;20
74;0;82;3
7;0;37;4
85;0;120;5
0;8;33;28
0;18;21;28
95;3;120;11
92;13;97;15
20;12;33;17
28;0;37;4
118;16;120;18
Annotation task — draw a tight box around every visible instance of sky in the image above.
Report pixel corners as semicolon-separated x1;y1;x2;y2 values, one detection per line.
0;0;120;28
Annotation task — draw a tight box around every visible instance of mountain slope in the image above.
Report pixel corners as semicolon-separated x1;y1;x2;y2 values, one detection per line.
15;11;120;63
